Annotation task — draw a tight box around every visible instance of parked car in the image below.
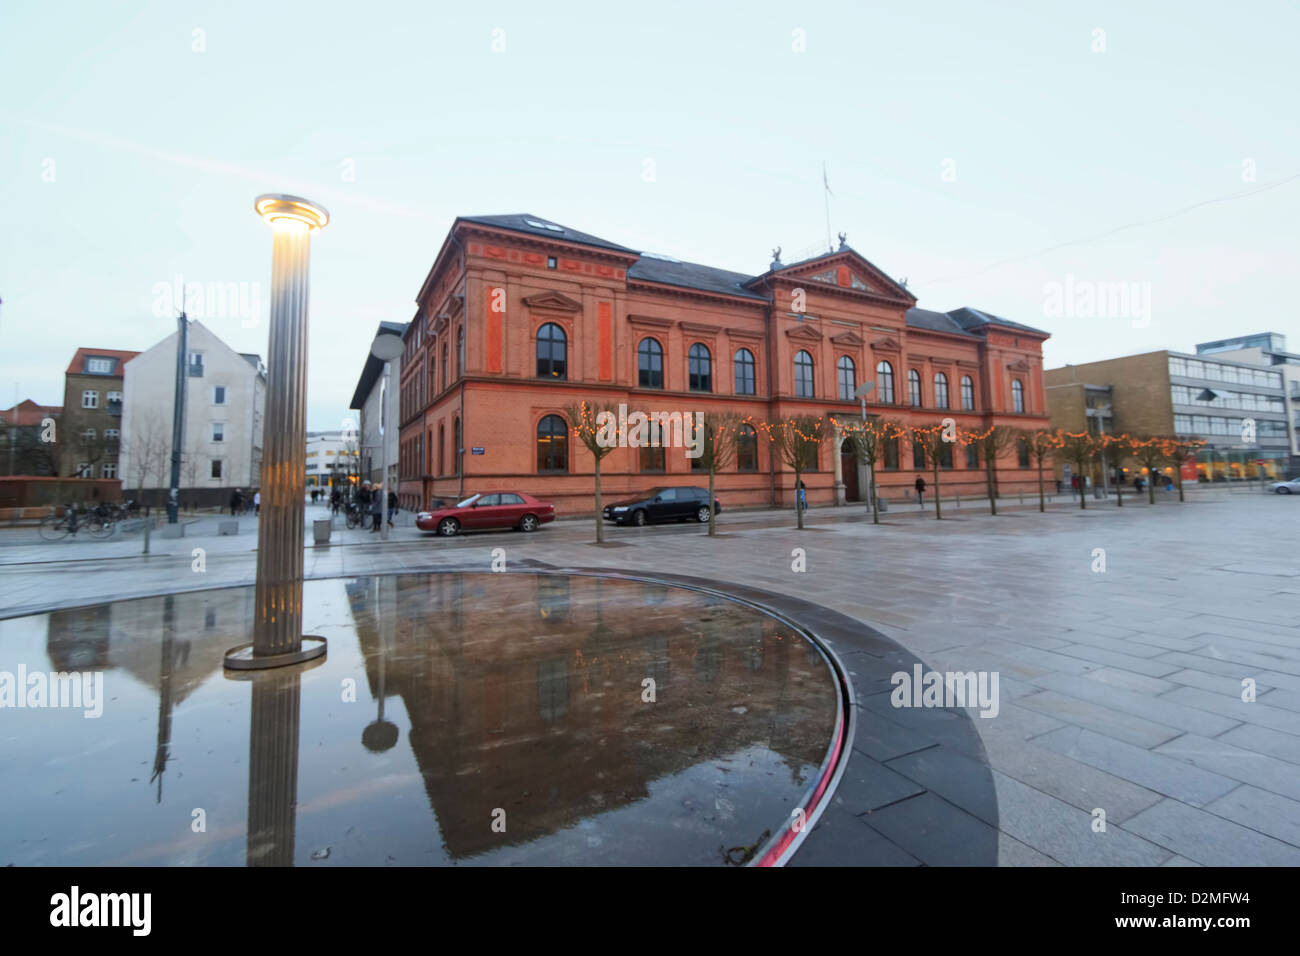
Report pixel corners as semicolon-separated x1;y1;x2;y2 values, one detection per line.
416;492;555;536
1268;478;1300;495
602;486;722;526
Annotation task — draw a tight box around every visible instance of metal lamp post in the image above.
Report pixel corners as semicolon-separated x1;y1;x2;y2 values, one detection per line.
370;332;403;540
224;194;329;671
854;380;876;511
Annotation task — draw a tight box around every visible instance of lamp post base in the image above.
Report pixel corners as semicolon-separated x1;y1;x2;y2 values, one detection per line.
223;636;327;670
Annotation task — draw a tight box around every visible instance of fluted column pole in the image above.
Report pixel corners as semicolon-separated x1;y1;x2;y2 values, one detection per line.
225;194;330;670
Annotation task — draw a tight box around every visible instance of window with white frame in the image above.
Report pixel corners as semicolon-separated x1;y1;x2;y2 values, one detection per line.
213;385;227;405
101;463;117;479
86;357;113;373
104;429;120;441
82;390;99;409
212;422;225;442
210;459;223;479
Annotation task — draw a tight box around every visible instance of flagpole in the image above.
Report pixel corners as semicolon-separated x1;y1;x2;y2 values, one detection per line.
823;161;833;252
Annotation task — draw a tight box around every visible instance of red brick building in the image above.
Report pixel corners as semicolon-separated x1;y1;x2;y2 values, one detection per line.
397;215;1050;515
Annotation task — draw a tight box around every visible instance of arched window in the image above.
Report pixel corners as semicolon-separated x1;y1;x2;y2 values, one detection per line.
794;350;814;398
961;375;975;411
437;423;445;476
876;360;895;404
688;343;712;392
537;323;567;379
908;369;922;406
934;372;949;409
457;326;465;379
1012;379;1025;413
536;415;568;472
737;424;758;472
734;349;756;395
441;344;448;390
837;356;856;401
638;338;663;388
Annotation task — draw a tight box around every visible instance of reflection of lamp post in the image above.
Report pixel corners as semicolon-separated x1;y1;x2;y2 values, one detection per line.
362;576;399;752
224;195;329;671
370;332;403;540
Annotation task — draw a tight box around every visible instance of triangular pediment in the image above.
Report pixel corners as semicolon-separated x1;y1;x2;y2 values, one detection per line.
830;330;865;347
759;248;915;302
871;335;902;351
786;324;823;342
1007;359;1033;373
521;290;583;312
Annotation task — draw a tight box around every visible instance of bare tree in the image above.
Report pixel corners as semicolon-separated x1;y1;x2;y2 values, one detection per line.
910;423;952;519
765;415;827;530
123;410;171;504
841;417;902;525
566;400;621;544
1023;428;1056;513
1100;433;1133;507
693;412;740;536
1055;430;1099;511
1162;437;1203;503
970;425;1019;515
1131;436;1169;504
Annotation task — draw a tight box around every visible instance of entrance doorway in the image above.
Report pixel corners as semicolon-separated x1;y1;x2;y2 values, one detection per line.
840;439;860;502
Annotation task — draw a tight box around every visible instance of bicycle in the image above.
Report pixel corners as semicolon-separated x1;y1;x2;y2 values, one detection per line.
344;501;364;530
39;503;114;541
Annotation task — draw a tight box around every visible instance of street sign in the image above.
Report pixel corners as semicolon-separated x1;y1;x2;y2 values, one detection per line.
471;447;485;455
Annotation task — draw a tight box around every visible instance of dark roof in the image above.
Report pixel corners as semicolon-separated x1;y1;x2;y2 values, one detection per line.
627;256;766;301
349;322;410;410
947;306;1048;336
905;308;976;337
459;214;638;254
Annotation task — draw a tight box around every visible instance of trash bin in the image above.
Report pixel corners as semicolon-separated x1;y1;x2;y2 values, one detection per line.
313;518;331;545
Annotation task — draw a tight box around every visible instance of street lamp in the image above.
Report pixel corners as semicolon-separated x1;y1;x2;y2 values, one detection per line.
854;380;876;510
224;194;329;671
369;331;404;540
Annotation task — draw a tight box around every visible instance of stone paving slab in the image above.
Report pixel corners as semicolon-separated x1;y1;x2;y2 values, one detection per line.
1152;734;1300;798
1122;797;1300;867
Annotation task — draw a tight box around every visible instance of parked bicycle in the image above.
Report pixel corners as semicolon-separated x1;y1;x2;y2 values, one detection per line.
39;503;114;541
344;500;364;530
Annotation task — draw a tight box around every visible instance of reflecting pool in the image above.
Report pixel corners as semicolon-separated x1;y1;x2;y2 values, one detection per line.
0;573;839;865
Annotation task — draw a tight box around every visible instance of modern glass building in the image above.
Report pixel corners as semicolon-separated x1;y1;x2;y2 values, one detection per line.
1168;352;1287;481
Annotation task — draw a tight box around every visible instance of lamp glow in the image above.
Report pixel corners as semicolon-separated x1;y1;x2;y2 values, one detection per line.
254;194;330;231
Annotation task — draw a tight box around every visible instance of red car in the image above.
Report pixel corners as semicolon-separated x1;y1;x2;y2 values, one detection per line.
416;492;555;537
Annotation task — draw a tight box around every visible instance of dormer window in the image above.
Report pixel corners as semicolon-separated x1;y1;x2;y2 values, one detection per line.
85;357;113;374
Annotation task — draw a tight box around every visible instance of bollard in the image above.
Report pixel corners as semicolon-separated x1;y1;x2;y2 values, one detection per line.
142;518;152;555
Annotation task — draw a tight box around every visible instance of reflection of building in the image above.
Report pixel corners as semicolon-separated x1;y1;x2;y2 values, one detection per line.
1195;332;1300;475
305;430;352;488
396;214;1051;514
120;321;266;507
1047;349;1289;483
349;321;406;496
0;399;62;476
346;573;832;861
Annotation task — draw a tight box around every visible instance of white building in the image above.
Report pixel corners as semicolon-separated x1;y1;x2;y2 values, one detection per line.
1196;332;1300;474
349;321;405;498
305;431;357;488
119;320;265;506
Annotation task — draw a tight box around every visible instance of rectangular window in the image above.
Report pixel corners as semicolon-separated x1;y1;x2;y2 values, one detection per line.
101;462;117;479
104;429;119;441
1169;357;1187;377
210;459;223;479
940;443;953;469
965;444;979;469
214;385;227;404
912;441;925;469
1017;438;1030;468
640;446;665;472
1204;363;1223;381
212;422;225;442
86;357;113;374
82;390;99;408
883;437;899;470
81;429;96;441
77;462;94;477
106;391;122;403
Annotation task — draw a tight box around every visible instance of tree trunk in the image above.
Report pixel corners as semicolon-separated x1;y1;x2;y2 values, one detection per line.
1116;474;1123;507
1037;457;1045;512
933;460;941;519
1077;460;1087;510
1177;468;1185;502
869;460;879;525
708;467;717;536
1148;471;1156;505
594;456;604;544
986;459;997;515
795;470;804;530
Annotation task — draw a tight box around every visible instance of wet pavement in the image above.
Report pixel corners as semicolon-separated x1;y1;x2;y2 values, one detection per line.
0;572;839;866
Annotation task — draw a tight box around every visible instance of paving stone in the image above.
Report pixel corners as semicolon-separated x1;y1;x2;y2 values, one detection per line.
981;640;1103;676
990;772;1172;866
1123;797;1300;866
1258;688;1300;714
1165;668;1276;698
1017;690;1181;748
1153;733;1300;798
997;834;1061;866
1160;686;1300;735
789;808;921;866
885;746;998;825
1203;784;1300;848
1215;724;1300;766
1035;727;1239;807
1050;644;1181;678
1058;632;1173;659
831;751;926;816
1030;672;1239;737
861;792;1000;866
1160;855;1203;866
1083;667;1176;695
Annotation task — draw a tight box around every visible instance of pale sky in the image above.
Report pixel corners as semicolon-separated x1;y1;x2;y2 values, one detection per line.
2;0;1297;430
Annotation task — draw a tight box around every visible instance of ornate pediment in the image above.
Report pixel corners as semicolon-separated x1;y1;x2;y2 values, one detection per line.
786;325;823;342
871;335;902;351
679;321;722;336
726;326;764;341
770;249;915;302
522;290;582;313
1006;359;1033;373
830;330;865;347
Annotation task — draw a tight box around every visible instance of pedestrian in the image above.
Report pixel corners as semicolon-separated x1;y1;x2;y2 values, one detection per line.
253;490;261;515
914;474;926;506
229;489;242;516
796;479;807;512
311;488;318;504
369;487;383;531
387;489;398;528
1055;478;1062;495
330;488;341;515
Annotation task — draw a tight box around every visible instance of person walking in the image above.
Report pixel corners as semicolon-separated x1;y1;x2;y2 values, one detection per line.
330;487;341;516
229;489;242;516
387;489;399;528
253;490;261;515
914;474;927;507
796;479;807;513
369;487;383;532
